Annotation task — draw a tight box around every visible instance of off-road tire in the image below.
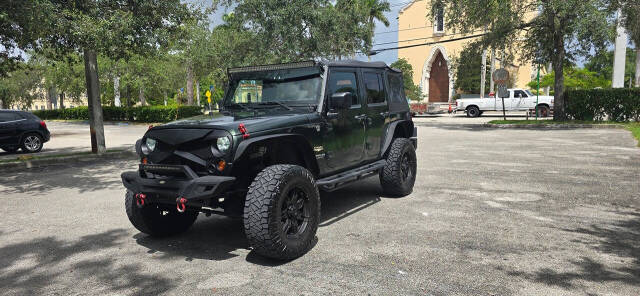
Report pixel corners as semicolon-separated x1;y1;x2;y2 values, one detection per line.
467;106;481;118
244;165;320;260
21;133;43;153
380;138;417;197
125;190;198;237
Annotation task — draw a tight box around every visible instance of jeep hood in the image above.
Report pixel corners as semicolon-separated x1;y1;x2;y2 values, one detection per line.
152;110;312;134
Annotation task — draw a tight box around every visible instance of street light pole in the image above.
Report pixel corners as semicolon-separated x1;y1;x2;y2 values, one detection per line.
536;65;540;121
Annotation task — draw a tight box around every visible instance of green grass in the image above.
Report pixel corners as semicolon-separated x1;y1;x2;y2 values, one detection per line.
488;120;640;147
627;123;640;147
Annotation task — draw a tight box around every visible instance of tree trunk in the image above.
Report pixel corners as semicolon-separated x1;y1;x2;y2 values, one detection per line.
83;49;106;154
186;63;194;105
46;86;56;110
59;93;65;109
552;37;567;121
139;87;145;106
196;80;200;106
114;75;121;107
635;48;640;88
163;90;168;106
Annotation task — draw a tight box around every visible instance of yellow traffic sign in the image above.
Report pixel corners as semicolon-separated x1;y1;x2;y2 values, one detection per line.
205;90;212;103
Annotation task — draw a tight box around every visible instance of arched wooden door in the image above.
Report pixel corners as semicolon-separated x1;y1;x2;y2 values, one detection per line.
429;52;449;103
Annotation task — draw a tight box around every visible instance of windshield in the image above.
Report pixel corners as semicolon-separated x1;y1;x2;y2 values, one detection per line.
525;90;534;96
224;68;323;107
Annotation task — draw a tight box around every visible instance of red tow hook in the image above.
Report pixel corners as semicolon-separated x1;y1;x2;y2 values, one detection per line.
176;197;187;213
135;193;147;208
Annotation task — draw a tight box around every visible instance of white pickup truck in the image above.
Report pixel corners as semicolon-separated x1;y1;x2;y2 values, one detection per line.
455;89;554;117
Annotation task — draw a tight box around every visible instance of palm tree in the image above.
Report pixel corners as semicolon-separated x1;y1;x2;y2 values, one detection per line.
362;0;390;60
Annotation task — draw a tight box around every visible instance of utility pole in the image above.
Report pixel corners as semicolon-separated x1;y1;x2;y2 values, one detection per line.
481;48;487;99
544;63;551;95
612;8;628;88
490;48;496;93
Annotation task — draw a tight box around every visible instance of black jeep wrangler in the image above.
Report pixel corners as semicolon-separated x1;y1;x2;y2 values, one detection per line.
121;60;417;260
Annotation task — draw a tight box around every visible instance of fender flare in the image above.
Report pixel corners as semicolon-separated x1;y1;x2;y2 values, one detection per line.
380;120;415;157
233;133;319;175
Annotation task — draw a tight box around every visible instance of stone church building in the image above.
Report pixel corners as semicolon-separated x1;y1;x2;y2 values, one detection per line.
397;1;537;103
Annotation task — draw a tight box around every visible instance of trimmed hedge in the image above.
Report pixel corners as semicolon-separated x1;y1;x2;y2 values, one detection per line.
566;88;640;122
33;106;203;123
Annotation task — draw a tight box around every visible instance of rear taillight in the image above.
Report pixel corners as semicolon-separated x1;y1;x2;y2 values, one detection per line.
40;121;47;129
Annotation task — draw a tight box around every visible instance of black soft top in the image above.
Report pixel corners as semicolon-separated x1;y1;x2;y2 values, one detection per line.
324;60;401;73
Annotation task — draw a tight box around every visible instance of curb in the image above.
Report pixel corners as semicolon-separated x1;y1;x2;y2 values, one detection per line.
482;124;626;129
0;150;137;170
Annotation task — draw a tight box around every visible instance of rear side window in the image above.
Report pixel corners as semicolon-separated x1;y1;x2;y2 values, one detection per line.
21;112;40;120
328;71;359;106
0;112;21;122
364;72;386;104
388;73;406;103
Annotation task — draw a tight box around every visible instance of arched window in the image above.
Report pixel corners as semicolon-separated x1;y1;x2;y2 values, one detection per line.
434;6;445;34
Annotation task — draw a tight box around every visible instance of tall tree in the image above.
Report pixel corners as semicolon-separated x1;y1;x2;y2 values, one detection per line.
214;0;377;61
453;43;491;95
390;58;424;101
620;2;640;87
361;0;391;58
431;0;613;120
1;0;196;153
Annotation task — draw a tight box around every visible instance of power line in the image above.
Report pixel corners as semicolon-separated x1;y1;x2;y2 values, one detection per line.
389;0;425;7
369;33;488;54
374;25;429;35
373;29;485;46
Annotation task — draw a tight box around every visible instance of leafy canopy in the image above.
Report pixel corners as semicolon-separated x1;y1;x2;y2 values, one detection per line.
390;58;424;101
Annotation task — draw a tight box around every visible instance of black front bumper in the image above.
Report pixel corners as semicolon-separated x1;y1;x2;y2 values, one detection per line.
121;164;235;201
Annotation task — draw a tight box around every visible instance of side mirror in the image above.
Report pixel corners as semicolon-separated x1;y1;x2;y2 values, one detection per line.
330;92;353;110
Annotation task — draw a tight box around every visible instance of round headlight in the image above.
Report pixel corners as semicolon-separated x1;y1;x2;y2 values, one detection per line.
216;136;231;153
142;138;156;155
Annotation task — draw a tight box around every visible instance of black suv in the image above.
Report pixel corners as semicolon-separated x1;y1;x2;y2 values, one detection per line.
121;61;417;259
0;110;50;153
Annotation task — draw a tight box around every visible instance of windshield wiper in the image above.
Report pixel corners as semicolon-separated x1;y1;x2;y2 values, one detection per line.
223;103;253;111
254;101;293;111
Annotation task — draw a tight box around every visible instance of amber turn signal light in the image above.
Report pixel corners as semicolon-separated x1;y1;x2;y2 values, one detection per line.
217;160;226;171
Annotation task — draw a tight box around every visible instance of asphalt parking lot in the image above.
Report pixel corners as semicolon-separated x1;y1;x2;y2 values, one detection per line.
0;121;147;160
1;117;639;295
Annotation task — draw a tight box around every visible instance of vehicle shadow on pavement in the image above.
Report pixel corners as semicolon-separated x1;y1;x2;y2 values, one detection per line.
503;210;640;290
133;178;386;266
0;229;177;295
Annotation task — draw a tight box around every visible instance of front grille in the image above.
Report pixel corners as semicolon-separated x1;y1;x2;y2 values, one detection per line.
151;141;214;175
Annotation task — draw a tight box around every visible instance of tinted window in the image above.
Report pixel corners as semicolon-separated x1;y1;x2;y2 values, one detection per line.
0;112;21;122
364;72;385;104
328;71;359;105
514;90;528;98
388;73;406;103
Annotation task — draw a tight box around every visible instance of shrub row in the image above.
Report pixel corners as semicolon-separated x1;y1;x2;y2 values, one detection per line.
33;105;203;123
566;88;640;122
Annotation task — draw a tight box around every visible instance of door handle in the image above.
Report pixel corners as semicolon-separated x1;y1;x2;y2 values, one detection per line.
354;114;366;121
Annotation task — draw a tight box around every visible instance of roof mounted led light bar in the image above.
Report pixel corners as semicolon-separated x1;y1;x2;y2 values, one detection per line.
227;61;318;74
